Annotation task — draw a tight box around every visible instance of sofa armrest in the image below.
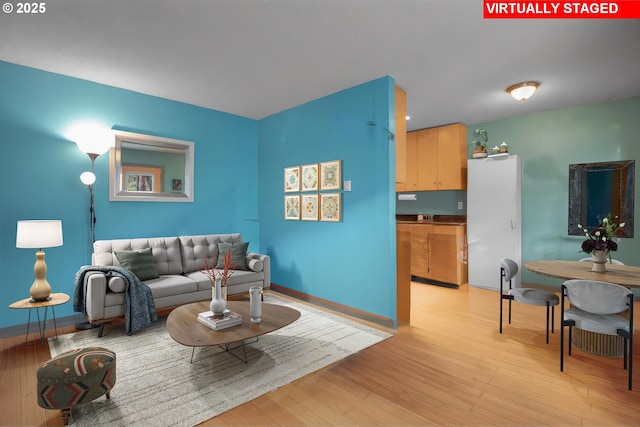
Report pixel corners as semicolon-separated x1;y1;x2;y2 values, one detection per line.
247;252;270;289
85;272;107;323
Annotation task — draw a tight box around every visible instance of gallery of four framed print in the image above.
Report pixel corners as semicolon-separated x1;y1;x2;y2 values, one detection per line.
284;160;341;222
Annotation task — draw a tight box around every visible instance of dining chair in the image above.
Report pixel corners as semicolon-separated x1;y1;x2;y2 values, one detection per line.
560;279;634;390
499;258;559;343
578;257;624;265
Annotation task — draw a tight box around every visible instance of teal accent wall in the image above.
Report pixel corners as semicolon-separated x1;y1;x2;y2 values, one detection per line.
0;61;259;328
467;96;640;287
258;77;397;324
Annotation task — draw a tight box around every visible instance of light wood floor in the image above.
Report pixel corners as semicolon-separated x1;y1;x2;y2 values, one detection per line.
2;284;638;426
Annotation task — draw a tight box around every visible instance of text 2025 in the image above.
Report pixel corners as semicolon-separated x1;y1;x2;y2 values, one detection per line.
17;2;46;13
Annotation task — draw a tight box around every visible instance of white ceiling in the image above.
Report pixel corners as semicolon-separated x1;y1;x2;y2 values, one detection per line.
1;0;639;131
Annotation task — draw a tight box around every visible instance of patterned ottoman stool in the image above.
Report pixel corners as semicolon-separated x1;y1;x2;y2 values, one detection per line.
37;347;116;425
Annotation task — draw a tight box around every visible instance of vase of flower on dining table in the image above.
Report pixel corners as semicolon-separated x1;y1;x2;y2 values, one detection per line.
590;249;608;272
578;213;624;274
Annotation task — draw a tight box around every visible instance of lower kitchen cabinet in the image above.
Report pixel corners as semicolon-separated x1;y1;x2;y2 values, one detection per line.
409;224;467;287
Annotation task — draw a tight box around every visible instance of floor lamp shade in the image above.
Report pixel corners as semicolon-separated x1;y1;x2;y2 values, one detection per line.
16;220;64;301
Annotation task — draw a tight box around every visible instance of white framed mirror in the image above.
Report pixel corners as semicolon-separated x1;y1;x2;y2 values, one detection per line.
109;130;194;202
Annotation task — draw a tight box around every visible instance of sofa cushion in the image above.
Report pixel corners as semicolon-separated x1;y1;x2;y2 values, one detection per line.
94;237;183;275
144;275;198;299
248;258;263;272
108;276;126;293
115;248;159;281
216;242;249;270
179;234;242;273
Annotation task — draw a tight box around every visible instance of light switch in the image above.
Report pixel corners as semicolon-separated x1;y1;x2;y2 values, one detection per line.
344;180;351;191
458;201;464;210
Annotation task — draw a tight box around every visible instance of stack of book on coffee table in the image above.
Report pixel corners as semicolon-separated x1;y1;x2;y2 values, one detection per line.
197;309;242;330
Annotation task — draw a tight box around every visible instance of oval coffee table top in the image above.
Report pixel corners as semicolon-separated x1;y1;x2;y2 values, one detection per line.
166;300;301;347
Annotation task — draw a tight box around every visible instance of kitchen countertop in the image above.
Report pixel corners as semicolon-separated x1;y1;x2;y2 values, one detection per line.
396;214;466;226
397;220;467;226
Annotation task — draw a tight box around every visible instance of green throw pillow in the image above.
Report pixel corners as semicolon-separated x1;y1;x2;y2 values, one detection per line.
216;242;249;271
115;248;159;281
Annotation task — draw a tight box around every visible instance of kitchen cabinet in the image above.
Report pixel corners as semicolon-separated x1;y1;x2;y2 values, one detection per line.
409;223;467;287
410;224;432;278
416;128;439;190
395;86;407;184
396;224;412;323
398;123;467;192
436;123;467;190
396;131;417;192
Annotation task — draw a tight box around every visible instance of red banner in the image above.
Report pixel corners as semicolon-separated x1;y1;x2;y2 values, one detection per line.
484;1;640;18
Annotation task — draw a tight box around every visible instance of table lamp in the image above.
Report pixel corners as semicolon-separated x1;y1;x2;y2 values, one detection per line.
16;220;64;302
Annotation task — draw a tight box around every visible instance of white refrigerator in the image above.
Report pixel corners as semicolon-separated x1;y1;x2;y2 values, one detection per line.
467;155;522;290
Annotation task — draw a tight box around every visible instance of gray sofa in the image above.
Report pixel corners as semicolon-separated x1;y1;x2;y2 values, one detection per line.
81;233;270;325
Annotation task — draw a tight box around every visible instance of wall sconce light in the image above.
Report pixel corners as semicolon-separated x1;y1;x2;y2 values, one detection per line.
66;122;113;245
506;81;539;102
16;220;64;301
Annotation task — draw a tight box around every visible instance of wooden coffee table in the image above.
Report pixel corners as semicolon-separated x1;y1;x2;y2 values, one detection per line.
167;300;300;363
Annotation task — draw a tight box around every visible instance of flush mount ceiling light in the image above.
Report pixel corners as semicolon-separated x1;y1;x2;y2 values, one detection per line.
506;81;539;102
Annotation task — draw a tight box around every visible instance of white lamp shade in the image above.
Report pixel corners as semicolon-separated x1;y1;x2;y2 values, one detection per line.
80;171;96;185
66;122;114;155
16;220;64;249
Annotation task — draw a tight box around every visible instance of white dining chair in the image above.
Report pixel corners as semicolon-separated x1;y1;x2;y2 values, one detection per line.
560;279;634;390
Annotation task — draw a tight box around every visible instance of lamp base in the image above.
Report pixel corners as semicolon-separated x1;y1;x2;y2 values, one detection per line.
29;251;53;302
29;296;52;303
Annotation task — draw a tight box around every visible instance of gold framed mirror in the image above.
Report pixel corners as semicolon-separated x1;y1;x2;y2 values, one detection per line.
109;130;194;202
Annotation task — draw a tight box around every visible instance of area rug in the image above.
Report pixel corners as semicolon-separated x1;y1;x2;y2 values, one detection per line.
49;294;392;426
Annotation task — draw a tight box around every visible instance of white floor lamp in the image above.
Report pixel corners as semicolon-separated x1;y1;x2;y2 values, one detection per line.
67;121;113;329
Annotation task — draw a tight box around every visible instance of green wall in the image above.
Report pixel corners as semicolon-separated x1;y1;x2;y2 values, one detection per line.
469;96;640;287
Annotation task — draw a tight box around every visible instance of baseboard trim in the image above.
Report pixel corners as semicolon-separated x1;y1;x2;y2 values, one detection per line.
411;275;459;289
0;313;86;339
270;283;395;330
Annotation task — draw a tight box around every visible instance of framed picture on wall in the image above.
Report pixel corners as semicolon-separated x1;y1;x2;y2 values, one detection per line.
320;193;342;222
301;194;319;221
320;160;342;190
284;166;300;192
300;163;319;191
284;195;300;220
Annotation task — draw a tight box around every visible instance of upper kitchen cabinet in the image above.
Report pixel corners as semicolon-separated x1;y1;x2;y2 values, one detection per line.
395;86;407;184
436;123;467;190
396;130;417;192
417;127;439;190
399;123;468;192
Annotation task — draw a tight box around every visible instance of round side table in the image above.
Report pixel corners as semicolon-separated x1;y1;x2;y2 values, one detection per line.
9;293;70;345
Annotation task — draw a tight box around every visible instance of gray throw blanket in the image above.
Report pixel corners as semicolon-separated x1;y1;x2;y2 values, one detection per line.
74;265;158;336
